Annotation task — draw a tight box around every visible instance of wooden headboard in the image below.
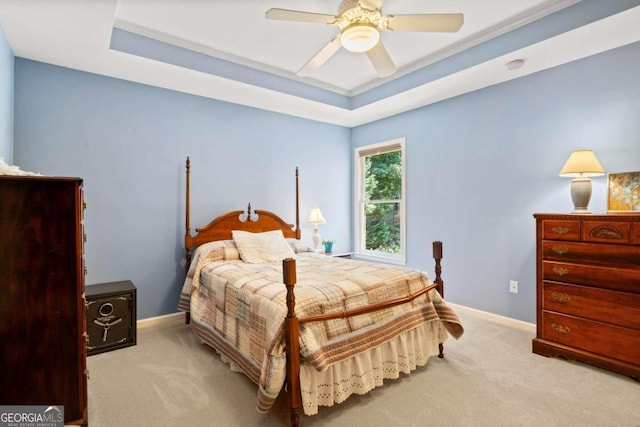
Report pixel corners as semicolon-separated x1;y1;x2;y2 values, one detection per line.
184;157;301;267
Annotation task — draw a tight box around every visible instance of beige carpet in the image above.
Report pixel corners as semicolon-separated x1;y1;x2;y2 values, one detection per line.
86;307;640;427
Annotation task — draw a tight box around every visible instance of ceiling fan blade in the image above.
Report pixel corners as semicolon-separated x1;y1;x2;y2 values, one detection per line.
359;0;384;10
366;41;396;77
385;13;464;32
297;36;342;77
266;8;338;25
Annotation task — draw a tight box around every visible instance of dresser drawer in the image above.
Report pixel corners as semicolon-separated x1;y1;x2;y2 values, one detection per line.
543;261;640;293
583;221;633;244
541;220;580;241
542;241;640;267
543;282;640;329
542;311;640;365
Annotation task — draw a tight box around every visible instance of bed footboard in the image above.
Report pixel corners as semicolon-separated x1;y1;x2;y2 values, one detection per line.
282;241;446;426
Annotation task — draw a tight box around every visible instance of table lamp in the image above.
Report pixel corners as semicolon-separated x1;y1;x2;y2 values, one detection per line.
559;150;605;214
307;206;326;251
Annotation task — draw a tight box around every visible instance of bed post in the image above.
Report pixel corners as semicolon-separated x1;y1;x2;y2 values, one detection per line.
295;167;301;239
185;157;192;269
433;241;443;297
283;258;301;427
184;157;192;325
433;241;444;358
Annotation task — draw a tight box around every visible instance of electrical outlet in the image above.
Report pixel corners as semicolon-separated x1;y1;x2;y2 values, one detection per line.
509;280;519;294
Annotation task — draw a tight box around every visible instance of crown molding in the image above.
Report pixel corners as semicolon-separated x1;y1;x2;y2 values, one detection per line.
112;18;352;96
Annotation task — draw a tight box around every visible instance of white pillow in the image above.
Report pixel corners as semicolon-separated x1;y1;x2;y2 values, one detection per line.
232;230;296;263
287;238;313;254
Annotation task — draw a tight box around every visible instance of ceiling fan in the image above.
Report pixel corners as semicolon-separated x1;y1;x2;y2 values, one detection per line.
266;0;464;78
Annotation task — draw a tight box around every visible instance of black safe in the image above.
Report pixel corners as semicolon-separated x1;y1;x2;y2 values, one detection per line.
86;280;137;355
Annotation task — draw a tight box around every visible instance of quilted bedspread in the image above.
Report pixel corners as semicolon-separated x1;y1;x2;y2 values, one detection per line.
179;244;463;412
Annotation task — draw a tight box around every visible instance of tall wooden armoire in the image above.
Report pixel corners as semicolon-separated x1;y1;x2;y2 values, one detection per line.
0;176;88;426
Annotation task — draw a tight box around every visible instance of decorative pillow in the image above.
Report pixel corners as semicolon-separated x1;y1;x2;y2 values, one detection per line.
222;246;241;260
193;240;241;261
232;230;296;263
287;239;313;254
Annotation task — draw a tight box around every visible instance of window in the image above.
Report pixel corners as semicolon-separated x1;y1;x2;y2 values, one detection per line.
354;138;405;264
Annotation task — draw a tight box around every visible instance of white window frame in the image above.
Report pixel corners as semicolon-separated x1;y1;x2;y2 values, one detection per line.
354;138;406;265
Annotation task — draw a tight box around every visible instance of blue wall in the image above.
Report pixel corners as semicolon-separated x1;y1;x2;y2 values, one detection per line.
0;24;13;162
352;42;640;322
13;60;351;319
12;43;640;323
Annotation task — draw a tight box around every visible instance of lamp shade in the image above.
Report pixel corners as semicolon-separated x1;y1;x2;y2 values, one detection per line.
307;207;326;225
559;150;605;177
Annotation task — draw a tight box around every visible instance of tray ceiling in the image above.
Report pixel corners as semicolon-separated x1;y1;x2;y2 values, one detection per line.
1;0;639;126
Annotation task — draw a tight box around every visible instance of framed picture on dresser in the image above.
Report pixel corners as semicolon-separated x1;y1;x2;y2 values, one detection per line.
607;171;640;213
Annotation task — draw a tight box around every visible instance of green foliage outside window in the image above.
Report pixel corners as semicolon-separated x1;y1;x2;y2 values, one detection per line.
364;150;401;253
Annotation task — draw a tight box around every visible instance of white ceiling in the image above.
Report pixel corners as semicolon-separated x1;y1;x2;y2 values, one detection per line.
112;0;569;94
1;0;639;127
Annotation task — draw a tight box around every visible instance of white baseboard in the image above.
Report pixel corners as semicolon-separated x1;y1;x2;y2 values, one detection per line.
137;312;184;329
448;302;536;333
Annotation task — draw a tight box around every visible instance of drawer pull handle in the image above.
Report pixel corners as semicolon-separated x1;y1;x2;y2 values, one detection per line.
551;292;571;303
552;226;569;235
552;246;569;255
552;267;569;276
552;323;570;335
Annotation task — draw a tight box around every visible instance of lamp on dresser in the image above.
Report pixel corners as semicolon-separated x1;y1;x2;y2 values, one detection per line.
307;206;326;251
559;149;605;214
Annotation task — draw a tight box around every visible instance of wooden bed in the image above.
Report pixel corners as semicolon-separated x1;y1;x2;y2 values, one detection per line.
180;157;462;427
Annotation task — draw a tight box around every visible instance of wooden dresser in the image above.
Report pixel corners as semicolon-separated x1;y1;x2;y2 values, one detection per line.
533;213;640;379
0;176;88;425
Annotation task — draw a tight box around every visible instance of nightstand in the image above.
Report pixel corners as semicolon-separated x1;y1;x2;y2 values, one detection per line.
85;280;137;355
325;252;352;259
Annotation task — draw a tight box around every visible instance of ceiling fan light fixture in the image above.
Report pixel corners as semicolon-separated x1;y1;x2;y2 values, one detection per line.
340;23;379;53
